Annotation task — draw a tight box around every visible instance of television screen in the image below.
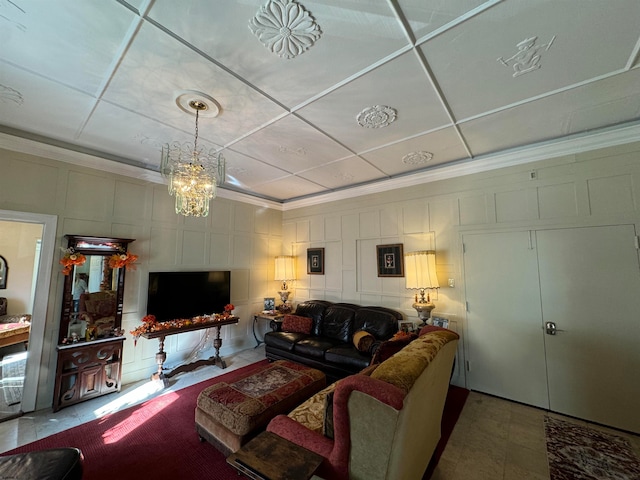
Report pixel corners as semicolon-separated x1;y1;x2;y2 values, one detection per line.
147;271;231;321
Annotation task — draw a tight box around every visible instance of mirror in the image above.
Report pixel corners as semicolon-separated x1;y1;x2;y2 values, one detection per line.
58;235;134;345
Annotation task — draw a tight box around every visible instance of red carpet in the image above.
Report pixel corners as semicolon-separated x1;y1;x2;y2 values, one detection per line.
5;362;468;480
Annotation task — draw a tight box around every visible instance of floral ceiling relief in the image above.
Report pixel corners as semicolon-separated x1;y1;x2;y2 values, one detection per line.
403;151;433;165
357;105;397;128
249;0;322;59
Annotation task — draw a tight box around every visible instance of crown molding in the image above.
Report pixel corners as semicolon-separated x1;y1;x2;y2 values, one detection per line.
0;132;282;210
2;120;640;213
282;120;640;211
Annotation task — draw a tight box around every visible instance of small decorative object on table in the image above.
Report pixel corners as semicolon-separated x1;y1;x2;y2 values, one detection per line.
263;297;275;313
222;303;235;318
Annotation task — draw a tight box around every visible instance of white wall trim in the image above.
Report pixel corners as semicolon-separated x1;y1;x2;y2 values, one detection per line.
0;209;57;412
3;120;640;213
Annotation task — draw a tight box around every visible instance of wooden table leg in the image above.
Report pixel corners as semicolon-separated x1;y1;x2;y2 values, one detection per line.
151;335;170;388
211;324;227;369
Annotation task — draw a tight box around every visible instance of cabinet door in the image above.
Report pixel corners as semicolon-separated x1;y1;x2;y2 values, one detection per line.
463;231;549;408
537;225;640;433
79;365;103;399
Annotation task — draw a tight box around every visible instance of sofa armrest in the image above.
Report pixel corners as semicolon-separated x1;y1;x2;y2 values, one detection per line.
267;415;334;458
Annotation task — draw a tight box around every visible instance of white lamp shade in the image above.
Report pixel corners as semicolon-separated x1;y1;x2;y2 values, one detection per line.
275;256;296;281
404;250;439;289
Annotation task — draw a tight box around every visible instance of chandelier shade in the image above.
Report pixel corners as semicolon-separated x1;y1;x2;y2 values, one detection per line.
160;99;225;217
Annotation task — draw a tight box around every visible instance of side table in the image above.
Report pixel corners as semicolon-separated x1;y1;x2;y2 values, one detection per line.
227;431;323;480
252;312;283;348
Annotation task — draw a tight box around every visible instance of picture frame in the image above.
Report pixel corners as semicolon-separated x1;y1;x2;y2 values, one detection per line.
0;255;7;289
376;243;404;277
431;316;449;329
400;321;415;333
307;248;325;275
263;297;275;312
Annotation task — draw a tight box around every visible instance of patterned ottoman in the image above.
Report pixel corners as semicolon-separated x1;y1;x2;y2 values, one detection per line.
195;360;326;455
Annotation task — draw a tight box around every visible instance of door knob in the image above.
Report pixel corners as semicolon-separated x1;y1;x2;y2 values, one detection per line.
545;321;565;335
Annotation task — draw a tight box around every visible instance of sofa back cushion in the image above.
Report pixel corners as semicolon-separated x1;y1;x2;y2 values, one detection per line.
371;329;459;394
295;300;333;336
354;307;400;340
321;305;356;343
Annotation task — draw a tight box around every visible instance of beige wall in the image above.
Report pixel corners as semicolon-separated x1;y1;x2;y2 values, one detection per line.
283;141;640;385
0;149;284;409
0;220;42;313
2;139;640;408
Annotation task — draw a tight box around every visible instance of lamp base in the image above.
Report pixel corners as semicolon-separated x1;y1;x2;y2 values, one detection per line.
278;290;291;303
412;301;435;327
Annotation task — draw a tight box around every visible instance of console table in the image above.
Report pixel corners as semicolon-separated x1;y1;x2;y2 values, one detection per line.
252;312;283;348
141;316;238;388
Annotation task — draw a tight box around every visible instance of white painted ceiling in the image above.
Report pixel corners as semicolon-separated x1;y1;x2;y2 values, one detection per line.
1;0;640;205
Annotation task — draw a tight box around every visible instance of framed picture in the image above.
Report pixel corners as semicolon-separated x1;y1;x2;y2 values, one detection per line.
432;317;449;329
307;248;325;275
376;244;404;277
400;321;415;333
0;255;7;289
263;297;275;312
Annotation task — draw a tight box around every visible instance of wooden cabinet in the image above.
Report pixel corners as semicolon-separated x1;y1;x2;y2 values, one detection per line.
53;337;124;412
53;235;134;411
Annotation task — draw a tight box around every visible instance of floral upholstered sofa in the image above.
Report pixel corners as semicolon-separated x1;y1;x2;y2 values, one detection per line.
0;298;31;349
266;326;459;480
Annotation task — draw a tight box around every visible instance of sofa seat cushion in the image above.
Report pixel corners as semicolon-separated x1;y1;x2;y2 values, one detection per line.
264;331;309;352
294;337;342;358
324;345;370;371
371;329;459;394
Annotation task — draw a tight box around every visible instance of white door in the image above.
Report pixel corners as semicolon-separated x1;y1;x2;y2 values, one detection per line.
463;231;549;408
537;225;640;433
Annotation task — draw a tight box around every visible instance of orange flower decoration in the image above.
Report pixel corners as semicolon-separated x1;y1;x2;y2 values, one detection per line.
60;249;86;275
109;252;138;270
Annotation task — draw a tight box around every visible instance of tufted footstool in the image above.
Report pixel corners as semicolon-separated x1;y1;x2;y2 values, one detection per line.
195;360;326;455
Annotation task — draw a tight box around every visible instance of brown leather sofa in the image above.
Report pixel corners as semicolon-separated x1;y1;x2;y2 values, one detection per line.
264;300;401;382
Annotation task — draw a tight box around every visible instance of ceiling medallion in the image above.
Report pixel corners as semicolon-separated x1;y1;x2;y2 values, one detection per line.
357;105;397;129
497;35;556;78
333;172;354;182
0;84;23;105
403;151;434;165
249;0;322;59
279;145;307;156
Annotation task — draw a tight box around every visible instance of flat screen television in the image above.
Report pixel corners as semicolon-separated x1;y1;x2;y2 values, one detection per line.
147;271;231;321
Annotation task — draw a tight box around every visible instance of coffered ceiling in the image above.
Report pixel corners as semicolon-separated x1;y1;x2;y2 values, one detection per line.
1;0;639;207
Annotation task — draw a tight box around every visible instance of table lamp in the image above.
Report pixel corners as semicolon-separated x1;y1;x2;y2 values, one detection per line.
275;255;296;312
404;250;439;327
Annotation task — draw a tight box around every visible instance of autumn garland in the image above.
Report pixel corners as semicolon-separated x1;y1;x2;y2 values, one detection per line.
130;303;235;345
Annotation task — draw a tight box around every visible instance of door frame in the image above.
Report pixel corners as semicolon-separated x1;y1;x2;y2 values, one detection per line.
0;209;57;412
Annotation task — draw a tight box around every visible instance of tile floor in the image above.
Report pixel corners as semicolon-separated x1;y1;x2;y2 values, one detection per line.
1;345;639;480
432;390;640;480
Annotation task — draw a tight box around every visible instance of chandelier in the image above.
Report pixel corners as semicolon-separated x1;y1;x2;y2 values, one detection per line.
161;99;225;217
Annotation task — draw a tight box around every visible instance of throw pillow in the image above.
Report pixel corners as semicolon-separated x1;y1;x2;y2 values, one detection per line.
352;329;375;352
370;333;418;365
281;314;313;334
322;391;334;439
